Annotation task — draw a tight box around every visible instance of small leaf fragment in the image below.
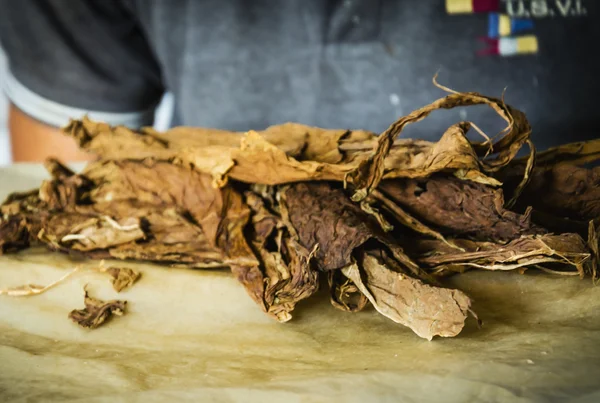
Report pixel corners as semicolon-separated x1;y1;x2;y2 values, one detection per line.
105;267;141;292
68;287;127;329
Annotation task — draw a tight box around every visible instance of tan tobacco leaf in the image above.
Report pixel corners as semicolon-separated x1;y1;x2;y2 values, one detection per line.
328;268;369;312
349;85;531;201
105;267;141;292
342;253;472;340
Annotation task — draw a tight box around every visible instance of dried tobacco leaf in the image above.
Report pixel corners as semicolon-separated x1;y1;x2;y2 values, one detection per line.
82;159;261;281
44;158;77;180
43;215;145;251
0;216;30;255
281;182;375;271
38;159;94;210
70;201;225;266
409;233;591;277
328;269;368;312
80;160;250;257
64;117;375;163
2;84;599;339
245;191;319;322
106;267;141;292
1;189;40;218
68;287;127;329
503;138;600;173
109;210;224;266
281;182;433;284
342;253;472;340
504;139;535;210
506;164;600;223
179;131;355;186
348;84;531;201
380;175;545;243
66;118;504;189
37;159;268;315
380;122;501;186
369;189;455;247
256;235;319;322
64;118;173;160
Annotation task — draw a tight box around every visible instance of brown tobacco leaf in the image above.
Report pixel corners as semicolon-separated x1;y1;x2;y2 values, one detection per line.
504;139;535;210
109;209;224;267
178;131;355;186
82;159;257;258
106;267;141;292
281;182;375;271
506;165;600;223
181;125;502;188
411;234;591;277
81;160;250;255
504;138;600;173
246;191;319;322
64;116;374;163
257;235;319;322
0;217;30;255
328;269;369;312
86;160;265;317
281;182;433;285
380;122;500;186
0;190;51;254
64;118;173;160
342;253;472;340
1;189;40;216
380;175;545;243
369;189;455;247
73;201;224;266
38;158;94;210
43;158;78;180
46;215;145;251
34;159;264;312
67;117;501;189
349;85;531;201
68;287;127;329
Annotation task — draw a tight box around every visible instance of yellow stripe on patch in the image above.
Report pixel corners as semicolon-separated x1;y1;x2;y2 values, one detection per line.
516;35;539;54
499;15;511;36
446;0;474;14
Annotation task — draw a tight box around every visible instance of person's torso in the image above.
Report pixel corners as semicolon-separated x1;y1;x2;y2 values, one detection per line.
128;0;600;149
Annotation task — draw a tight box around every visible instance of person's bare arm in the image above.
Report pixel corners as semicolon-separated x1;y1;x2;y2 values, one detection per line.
9;104;91;162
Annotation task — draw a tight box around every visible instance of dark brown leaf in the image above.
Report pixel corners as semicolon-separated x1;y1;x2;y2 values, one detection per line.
507;165;600;223
380;175;545;243
68;288;127;329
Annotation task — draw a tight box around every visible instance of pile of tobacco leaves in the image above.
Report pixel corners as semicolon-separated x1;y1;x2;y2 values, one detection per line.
1;84;599;340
